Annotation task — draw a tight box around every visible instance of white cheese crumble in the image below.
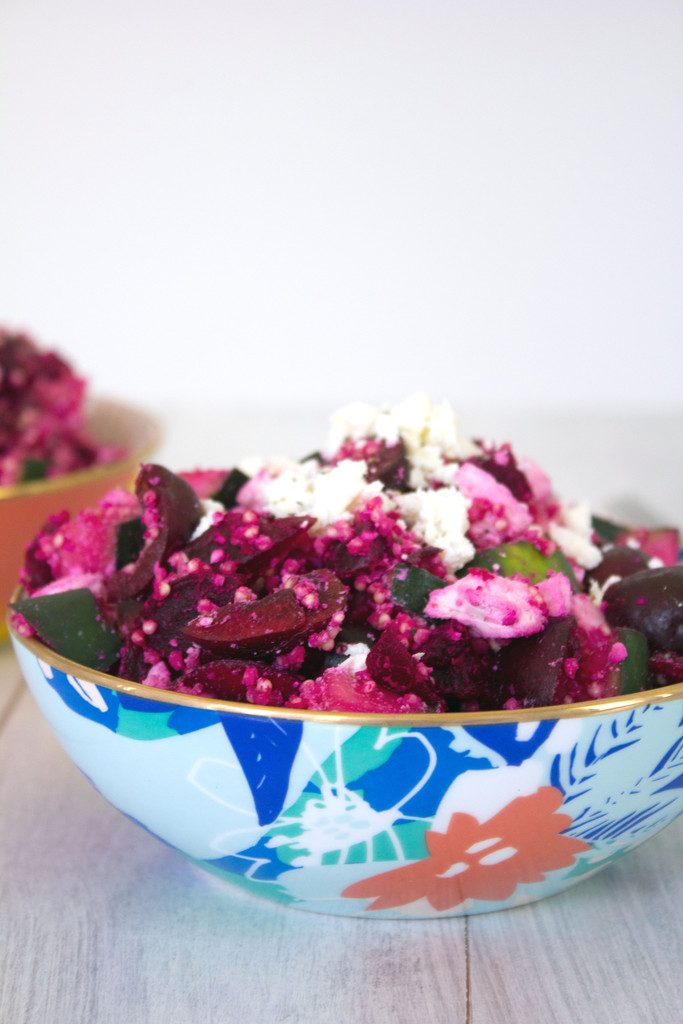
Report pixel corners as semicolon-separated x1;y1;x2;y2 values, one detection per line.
190;499;225;540
324;392;478;488
588;574;621;605
396;487;474;571
338;643;370;672
258;458;385;529
549;501;602;570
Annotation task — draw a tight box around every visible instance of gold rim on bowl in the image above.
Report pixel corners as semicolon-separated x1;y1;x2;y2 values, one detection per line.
8;615;683;728
0;397;162;501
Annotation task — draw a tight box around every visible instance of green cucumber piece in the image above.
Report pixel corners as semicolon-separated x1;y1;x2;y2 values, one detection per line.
591;515;626;544
391;565;448;615
212;469;249;509
462;541;580;591
615;627;649;695
115;517;145;569
13;588;121;670
20;458;48;482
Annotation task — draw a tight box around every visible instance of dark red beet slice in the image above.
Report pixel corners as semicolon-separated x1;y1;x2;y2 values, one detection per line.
183;569;348;656
365;439;410;490
495;617;574;707
177;659;300;704
324;536;387;579
603;566;683;652
107;465;202;601
185;513;314;579
615;528;680;567
21;510;69;590
118;569;239;680
587;545;649;587
648;651;683;684
469;448;533;504
420;624;496;708
183;589;306;655
366;623;427;694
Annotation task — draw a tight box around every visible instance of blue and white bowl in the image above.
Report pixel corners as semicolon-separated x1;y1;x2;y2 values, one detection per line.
9;626;683;918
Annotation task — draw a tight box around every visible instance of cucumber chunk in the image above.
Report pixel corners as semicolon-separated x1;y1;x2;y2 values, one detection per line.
13;588;121;670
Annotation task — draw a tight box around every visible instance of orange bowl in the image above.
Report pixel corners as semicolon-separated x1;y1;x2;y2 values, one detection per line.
0;397;161;638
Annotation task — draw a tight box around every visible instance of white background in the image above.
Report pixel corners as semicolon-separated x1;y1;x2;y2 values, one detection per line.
1;1;682;416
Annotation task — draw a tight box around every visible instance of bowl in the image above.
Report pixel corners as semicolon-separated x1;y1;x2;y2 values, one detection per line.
8;622;683;918
0;398;161;639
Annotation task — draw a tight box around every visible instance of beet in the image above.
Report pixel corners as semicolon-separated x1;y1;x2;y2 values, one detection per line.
118;569;239;680
365;439;410;490
21;510;69;591
108;465;202;601
603;566;683;652
648;651;683;684
185;512;314;579
495;617;573;707
615;528;680;567
366;623;429;694
420;624;496;709
324;536;387;579
183;570;347;656
469;448;533;504
177;659;299;704
587;545;649;587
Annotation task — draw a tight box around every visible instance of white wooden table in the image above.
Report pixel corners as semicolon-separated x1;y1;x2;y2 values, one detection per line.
1;408;681;1023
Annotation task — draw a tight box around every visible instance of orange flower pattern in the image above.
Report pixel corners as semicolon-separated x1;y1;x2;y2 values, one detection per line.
342;786;589;911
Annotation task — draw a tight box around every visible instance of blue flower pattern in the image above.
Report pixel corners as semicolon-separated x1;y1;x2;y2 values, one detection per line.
15;641;683;917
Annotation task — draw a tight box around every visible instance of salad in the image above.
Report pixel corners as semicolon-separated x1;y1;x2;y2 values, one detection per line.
11;395;682;713
0;327;123;486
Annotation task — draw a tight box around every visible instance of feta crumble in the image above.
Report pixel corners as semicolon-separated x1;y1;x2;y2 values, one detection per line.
257;458;385;529
190;499;226;540
549;502;602;570
325;393;478;487
396;487;474;571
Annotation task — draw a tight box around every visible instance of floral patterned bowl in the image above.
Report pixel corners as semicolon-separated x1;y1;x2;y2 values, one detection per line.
0;399;160;641
8;624;683;918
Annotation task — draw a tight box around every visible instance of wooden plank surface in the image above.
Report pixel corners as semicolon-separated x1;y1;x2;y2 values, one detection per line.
469;818;683;1024
0;649;22;726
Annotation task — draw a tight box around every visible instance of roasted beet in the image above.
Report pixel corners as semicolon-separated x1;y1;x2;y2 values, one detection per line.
615;528;680;567
118;568;238;679
603;567;683;652
183;570;348;656
469;447;533;504
366;623;430;694
177;659;300;705
495;617;574;707
21;510;69;590
323;536;387;579
365;439;410;490
587;545;649;588
648;651;683;684
420;624;496;709
185;512;314;579
108;465;202;600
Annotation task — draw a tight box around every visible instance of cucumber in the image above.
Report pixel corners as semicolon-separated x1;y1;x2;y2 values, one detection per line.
615;627;649;694
115;517;145;570
463;541;580;592
13;588;121;670
390;565;448;615
211;469;249;509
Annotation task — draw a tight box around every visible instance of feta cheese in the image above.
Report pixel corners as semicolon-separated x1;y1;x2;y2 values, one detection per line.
190;499;225;540
396;487;474;571
258;458;384;529
324;392;478;486
549;501;602;570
